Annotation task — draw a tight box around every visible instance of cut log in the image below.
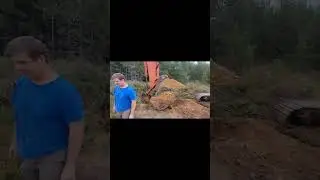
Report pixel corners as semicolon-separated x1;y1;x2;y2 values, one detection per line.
195;93;210;102
273;99;320;126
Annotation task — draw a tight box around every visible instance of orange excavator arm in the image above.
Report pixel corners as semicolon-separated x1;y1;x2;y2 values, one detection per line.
144;61;160;96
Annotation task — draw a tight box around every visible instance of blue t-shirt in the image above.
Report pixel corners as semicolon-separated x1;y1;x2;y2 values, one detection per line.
114;85;137;112
11;76;84;159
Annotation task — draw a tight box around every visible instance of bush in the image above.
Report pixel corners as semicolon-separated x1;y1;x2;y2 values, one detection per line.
238;62;320;101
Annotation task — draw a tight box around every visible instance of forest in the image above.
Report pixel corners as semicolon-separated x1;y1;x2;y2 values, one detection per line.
211;0;320;73
0;0;109;62
110;61;211;85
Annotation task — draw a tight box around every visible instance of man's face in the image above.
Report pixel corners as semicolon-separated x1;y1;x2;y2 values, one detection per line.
11;53;45;78
113;78;125;86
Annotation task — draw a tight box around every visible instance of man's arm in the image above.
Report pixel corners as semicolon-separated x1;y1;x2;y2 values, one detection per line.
61;120;84;180
60;86;84;165
60;86;85;180
130;100;137;117
113;87;116;112
65;121;84;165
129;88;137;118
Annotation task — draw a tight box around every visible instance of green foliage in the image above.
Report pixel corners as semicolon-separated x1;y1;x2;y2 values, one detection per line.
212;0;320;72
110;61;211;85
0;0;110;62
159;61;210;84
236;62;320;101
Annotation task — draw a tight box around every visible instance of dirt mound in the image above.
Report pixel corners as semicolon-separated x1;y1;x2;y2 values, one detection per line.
135;104;184;118
160;78;185;89
156;78;186;95
150;91;177;110
213;63;239;86
211;118;320;180
171;99;210;119
135;100;210;119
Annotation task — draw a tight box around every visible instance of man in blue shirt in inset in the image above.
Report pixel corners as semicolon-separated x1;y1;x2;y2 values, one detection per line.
5;36;84;180
111;73;137;119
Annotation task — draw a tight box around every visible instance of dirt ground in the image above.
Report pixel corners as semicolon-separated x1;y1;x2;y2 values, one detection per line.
135;99;210;119
211;118;320;180
76;130;110;180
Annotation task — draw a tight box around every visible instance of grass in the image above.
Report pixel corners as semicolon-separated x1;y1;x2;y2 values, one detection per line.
0;57;108;179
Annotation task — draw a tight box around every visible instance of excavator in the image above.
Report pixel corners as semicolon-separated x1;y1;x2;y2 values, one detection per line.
101;61;210;120
141;61;210;108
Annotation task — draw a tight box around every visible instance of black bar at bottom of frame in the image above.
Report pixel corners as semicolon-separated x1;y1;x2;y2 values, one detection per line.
110;118;210;180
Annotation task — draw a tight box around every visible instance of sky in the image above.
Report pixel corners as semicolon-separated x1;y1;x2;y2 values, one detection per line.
192;61;210;64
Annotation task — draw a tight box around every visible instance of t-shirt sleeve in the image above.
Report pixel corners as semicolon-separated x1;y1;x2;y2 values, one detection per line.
61;85;84;124
128;88;137;101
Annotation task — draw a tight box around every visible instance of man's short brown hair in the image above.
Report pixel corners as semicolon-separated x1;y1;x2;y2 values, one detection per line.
4;36;49;62
111;73;125;80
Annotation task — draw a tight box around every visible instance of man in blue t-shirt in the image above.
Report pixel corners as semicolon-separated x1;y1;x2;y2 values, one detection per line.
4;36;84;180
111;73;137;119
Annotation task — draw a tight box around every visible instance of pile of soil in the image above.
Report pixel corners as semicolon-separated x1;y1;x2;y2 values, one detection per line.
135;104;184;118
156;78;186;95
150;91;177;110
137;77;210;118
136;99;210;119
172;99;210;119
213;63;239;86
160;78;185;89
211;118;320;180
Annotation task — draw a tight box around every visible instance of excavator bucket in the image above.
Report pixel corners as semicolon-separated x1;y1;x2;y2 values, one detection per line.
141;75;169;103
141;92;151;103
